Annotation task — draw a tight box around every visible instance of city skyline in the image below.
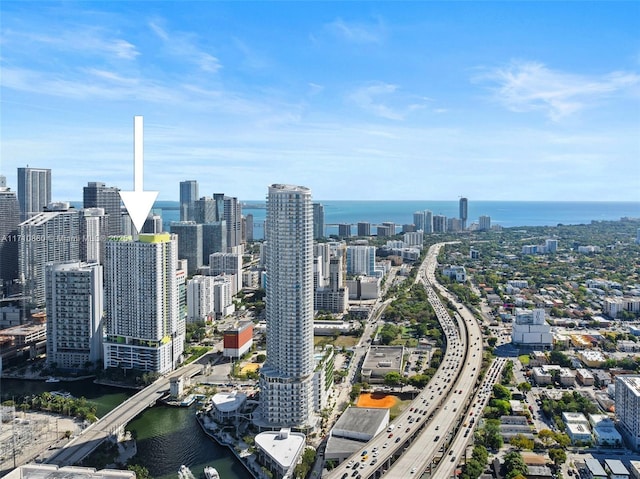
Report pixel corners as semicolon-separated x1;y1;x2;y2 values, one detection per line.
1;2;639;202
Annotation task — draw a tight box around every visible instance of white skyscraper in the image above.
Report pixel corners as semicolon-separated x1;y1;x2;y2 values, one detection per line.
103;233;184;374
18;203;80;306
615;375;640;450
259;184;315;429
45;261;103;371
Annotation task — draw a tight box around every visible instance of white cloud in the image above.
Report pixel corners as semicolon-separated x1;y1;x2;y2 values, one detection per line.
478;60;640;121
148;19;222;73
1;27;139;60
348;82;428;120
325;17;386;44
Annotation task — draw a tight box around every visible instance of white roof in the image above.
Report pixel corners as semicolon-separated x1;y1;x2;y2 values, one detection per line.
605;459;629;476
212;392;246;412
255;430;306;469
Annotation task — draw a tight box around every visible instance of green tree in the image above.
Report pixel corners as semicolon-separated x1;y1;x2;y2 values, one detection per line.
493;383;512;400
549;447;567;465
384;371;404;386
503;451;528;479
127;465;152;479
510;434;534;450
517;382;532;393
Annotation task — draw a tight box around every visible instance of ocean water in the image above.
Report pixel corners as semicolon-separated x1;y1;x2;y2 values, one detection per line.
154;200;640;240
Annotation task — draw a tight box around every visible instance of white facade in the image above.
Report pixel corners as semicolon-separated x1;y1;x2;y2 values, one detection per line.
615;375;640;450
186;275;215;322
18;206;80;306
511;308;553;348
45;261;103;371
346;245;376;276
259;184;315;429
209;252;242;294
103;233;185;374
212;275;235;317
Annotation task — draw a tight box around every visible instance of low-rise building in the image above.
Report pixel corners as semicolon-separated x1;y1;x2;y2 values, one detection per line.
255;429;306;479
565;422;592;445
605;460;630;479
360;345;404;384
210;392;247;424
628;461;640;479
324;406;389;464
532;367;552;385
579;350;607;368
4;465;135;479
585;458;607;479
223;321;253;358
576;369;595;386
558;368;575;387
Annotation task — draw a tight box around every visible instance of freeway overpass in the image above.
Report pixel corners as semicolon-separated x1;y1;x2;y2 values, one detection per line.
324;243;484;479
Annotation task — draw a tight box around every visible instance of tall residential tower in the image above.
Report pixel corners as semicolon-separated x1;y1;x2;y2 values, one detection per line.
103;233;184;374
259;184;315;429
17;167;51;221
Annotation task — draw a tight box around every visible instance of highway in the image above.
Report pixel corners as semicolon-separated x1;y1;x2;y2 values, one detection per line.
46;362;203;467
324;242;485;479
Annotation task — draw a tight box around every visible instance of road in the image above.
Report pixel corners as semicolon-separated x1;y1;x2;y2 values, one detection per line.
323;242;485;479
46;362;203;467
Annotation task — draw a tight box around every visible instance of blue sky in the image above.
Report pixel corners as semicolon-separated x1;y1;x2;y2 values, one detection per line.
1;1;639;202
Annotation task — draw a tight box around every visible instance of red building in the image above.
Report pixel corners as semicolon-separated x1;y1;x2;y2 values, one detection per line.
223;321;253;358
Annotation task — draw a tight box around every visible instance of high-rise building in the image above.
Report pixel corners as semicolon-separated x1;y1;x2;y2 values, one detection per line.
357;222;371;237
382;222;396;236
103;233;184;374
433;215;447;233
179;180;199;222
141;214;163;234
79;207;108;264
212;193;225;222
194;196;216;224
209;252;242;294
186;275;216;323
424;210;433;234
83;182;122;236
376;224;392;237
17;167;51;221
346;245;376;276
45;261;103;371
202;221;227;265
338;223;351;238
0;186;20;291
223;196;242;249
170;222;203;276
413;212;425;232
259;184;315;429
459;197;468;230
312;203;325;240
244;214;254;242
479;215;491;231
615;375;640;450
18;203;80;306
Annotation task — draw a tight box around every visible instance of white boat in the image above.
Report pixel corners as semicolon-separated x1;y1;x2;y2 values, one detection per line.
178;465;196;479
204;467;220;479
45;377;60;383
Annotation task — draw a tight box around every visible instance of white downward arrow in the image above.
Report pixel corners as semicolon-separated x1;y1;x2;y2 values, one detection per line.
119;116;159;233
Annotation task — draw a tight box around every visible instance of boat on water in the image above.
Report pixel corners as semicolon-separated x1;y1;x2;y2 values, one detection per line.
45;377;60;383
50;391;73;399
204;466;220;479
178;465;196;479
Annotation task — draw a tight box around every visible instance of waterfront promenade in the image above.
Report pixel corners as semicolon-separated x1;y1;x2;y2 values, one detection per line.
46;362;204;467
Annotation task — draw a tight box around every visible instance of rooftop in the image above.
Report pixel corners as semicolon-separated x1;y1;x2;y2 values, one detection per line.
617;374;640;396
332;406;389;438
585;458;607;477
604;459;629;476
255;429;306;470
212;392;246;412
4;465;135;479
362;346;404;373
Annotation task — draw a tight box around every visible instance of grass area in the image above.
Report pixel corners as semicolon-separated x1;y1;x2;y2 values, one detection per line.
389;397;412;420
184;346;210;365
240;363;260;374
518;354;530;366
314;335;359;349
